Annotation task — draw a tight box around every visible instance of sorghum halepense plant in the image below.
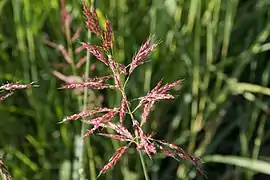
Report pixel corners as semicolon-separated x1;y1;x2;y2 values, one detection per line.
60;3;205;179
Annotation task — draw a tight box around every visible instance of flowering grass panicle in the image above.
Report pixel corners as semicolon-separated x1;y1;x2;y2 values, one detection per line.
59;3;205;178
0;82;36;102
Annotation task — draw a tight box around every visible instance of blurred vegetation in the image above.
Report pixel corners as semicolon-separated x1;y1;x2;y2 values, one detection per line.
1;0;270;179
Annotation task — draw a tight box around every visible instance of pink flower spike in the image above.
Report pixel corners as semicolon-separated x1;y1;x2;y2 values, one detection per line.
82;118;101;125
82;125;100;139
59;82;113;90
119;97;127;124
133;120;156;158
140;39;151;53
81;43;108;65
0;82;35;91
141;101;155;122
98;145;130;177
157;140;205;177
60;107;116;123
60;111;92;123
103;20;113;51
159;80;182;93
117;63;127;75
129;40;158;74
98;133;130;142
81;109;119;138
106;122;133;139
107;56;122;90
0;92;14;102
151;80;163;94
83;3;103;38
87;75;112;83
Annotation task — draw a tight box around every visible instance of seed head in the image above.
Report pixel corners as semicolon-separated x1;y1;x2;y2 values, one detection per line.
0;92;14;102
0;82;35;91
103;20;113;51
83;3;103;38
82;110;119;139
119;97;127;124
98;133;130;142
129;39;157;74
81;43;108;65
98;145;130;177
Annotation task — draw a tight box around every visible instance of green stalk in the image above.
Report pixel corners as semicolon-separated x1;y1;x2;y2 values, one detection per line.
138;150;149;180
78;1;97;180
125;100;149;180
188;0;201;153
112;64;149;180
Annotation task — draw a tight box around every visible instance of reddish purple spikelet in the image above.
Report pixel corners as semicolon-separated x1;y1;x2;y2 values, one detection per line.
119;97;127;124
83;4;103;38
158;140;189;159
129;39;157;74
98;145;130;177
61;107;115;122
0;92;14;102
62;111;92;122
139;80;182;106
117;63;127;75
133;120;156;158
103;20;113;51
0;83;34;91
158;80;182;93
87;75;112;83
138;80;181;122
151;80;163;93
81;43;108;65
105;122;133;139
59;81;114;90
157;140;205;176
141;101;155;122
82;109;119;139
107;56;122;90
98;133;130;142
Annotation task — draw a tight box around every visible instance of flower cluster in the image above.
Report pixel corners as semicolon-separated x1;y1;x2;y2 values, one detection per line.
60;3;205;178
0;82;36;102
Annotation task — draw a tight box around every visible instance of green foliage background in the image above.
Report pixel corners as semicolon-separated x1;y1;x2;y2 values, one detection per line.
1;0;270;179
